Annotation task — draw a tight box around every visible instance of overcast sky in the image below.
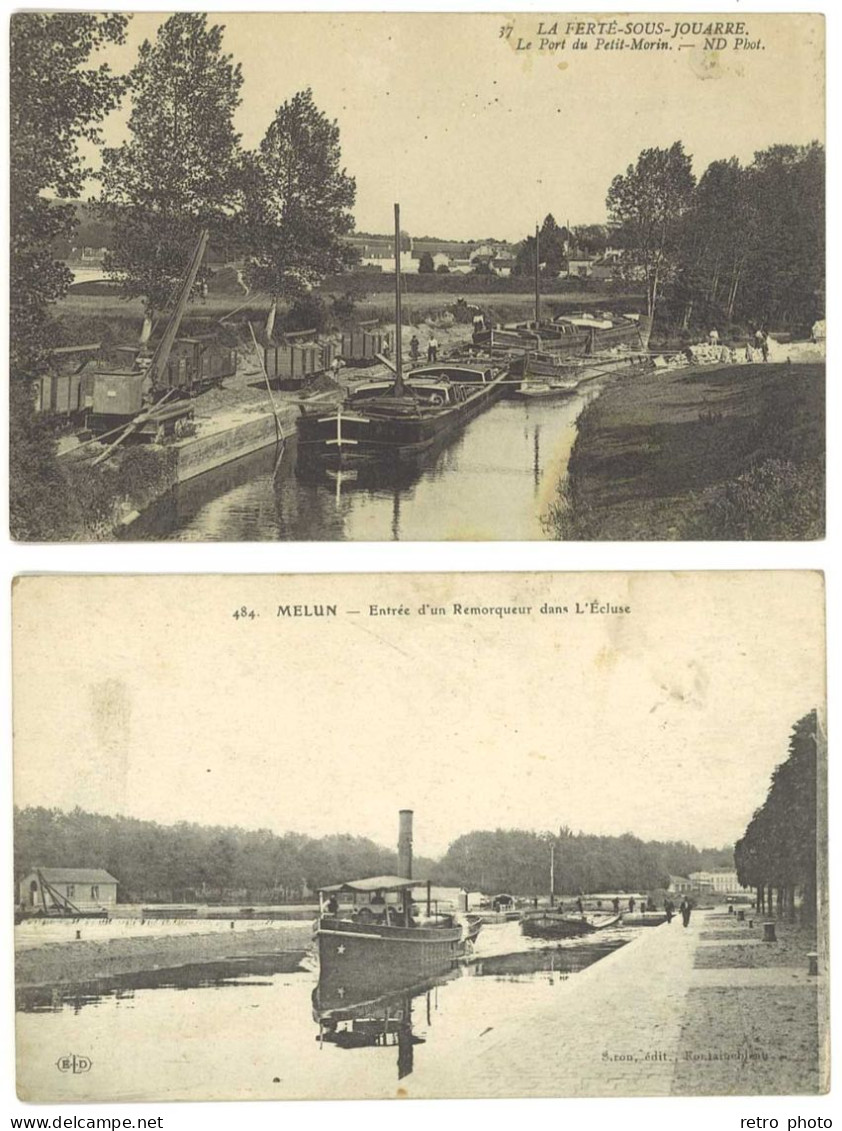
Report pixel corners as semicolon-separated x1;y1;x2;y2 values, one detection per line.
13;573;825;857
84;12;824;242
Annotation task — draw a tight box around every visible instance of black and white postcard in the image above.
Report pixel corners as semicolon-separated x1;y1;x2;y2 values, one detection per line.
9;12;825;541
12;572;827;1100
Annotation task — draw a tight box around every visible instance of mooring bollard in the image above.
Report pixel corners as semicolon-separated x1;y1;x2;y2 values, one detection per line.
749;919;754;928
808;952;818;976
737;909;745;921
763;921;777;942
75;929;81;940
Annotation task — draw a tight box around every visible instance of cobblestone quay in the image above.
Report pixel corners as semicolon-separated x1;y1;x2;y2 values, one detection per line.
409;910;825;1099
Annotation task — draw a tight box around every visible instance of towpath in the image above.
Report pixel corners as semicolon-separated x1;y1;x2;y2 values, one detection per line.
411;910;824;1098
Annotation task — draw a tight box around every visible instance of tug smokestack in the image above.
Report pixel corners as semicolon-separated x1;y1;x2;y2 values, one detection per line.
398;810;413;879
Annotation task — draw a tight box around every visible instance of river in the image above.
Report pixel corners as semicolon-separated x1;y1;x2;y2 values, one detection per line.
124;387;604;542
16;922;635;1102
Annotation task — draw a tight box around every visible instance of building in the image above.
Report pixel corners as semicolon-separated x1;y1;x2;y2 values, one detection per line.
688;869;751;895
19;868;119;912
667;875;694;894
567;257;594;279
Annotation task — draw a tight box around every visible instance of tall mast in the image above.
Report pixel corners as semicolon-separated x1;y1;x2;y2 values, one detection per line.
534;222;540;326
550;841;555;907
394;203;404;396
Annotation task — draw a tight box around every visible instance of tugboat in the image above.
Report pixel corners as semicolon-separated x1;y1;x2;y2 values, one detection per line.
295;205;507;466
315;811;478;1003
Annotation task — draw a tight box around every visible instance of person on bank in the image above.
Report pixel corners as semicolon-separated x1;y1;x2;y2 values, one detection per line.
680;897;692;927
427;335;439;362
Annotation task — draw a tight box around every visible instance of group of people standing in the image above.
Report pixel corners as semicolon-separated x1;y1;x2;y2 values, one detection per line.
408;334;439;363
709;326;771;363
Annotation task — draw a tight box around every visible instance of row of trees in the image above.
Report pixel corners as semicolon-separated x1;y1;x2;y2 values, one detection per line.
734;710;822;922
607;140;824;330
436;827;733;897
508;139;823;333
14;805;733;903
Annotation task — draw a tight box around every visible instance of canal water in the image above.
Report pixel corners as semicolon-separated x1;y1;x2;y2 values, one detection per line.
16;924;632;1101
124;388;603;542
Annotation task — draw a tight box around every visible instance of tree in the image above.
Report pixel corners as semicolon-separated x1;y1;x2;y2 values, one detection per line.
513;213;567;278
572;224;608;257
240;89;356;338
735;709;820;922
99;13;243;329
606;142;696;319
10;13;129;372
418;251;435;274
10;13;129;541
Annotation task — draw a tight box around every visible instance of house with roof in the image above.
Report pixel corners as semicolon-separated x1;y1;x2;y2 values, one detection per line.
19;867;119;913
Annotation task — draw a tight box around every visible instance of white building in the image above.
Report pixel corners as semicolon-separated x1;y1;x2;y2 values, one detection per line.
687;869;751;895
19;867;119;912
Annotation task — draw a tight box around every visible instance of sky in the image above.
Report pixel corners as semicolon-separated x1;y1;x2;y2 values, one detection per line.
82;12;825;242
13;573;825;858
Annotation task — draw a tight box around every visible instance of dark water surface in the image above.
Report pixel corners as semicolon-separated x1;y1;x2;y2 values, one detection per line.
17;925;630;1101
124;391;602;542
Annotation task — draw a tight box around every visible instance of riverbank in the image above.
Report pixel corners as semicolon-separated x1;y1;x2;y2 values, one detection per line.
15;921;314;989
53;318;477;539
415;910;825;1098
548;360;824;540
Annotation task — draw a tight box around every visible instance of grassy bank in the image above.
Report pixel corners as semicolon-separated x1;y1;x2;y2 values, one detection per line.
547;362;825;540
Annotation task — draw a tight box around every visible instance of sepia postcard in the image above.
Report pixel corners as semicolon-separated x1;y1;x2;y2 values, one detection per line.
12;572;827;1101
9;12;825;542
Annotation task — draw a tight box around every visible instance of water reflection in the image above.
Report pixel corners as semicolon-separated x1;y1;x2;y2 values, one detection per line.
16;927;635;1100
17;952;308;1014
308;939;628;1082
124;392;599;541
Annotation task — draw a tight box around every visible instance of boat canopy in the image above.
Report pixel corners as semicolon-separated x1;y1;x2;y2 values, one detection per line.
320;875;418;894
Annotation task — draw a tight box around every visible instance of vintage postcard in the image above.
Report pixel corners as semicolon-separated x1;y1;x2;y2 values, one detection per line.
13;572;827;1101
9;12;825;542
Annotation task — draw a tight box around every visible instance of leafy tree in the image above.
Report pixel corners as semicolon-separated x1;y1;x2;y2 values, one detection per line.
740;144;824;329
99;13;243;326
436;263;450;274
513;214;567;278
10;13;129;371
10;13;129;541
240;88;356;338
572;224;608;257
606;141;696;319
735;709;820;921
418;251;435;274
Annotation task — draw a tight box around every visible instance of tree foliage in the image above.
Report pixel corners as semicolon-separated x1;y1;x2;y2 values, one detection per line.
9;13;129;541
513;213;568;278
10;12;129;372
435;827;732;896
98;13;243;316
240;88;356;304
734;710;821;921
14;807;400;902
607;141;696;319
13;806;732;902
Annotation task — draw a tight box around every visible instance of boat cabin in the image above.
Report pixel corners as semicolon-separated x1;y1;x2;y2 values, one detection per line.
319;875;440;927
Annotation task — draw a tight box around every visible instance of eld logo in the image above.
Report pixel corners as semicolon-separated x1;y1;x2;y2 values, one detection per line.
56;1054;92;1074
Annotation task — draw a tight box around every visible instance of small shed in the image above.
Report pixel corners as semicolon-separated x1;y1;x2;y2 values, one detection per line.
19;868;119;913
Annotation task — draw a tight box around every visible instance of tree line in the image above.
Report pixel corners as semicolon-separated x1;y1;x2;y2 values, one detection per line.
511;140;823;335
734;709;821;922
13;805;733;904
